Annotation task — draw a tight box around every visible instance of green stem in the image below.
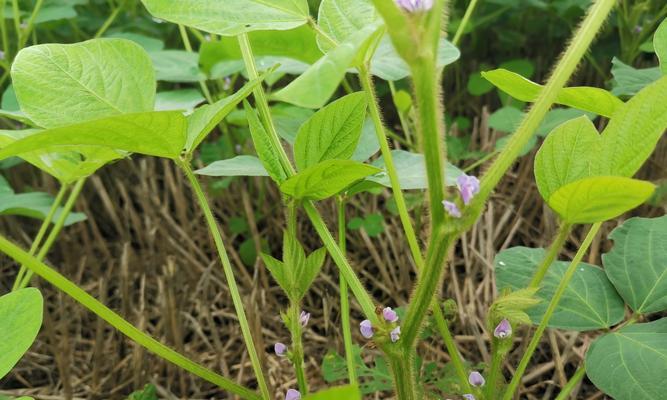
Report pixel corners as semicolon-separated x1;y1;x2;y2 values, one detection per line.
0;235;260;400
179;162;271;400
528;223;573;288
467;0;616;229
93;0;126;39
12;183;69;291
388;349;417;400
179;24;214;104
554;365;586;400
337;196;357;386
16;0;44;52
388;80;414;147
289;305;308;394
484;342;504;399
0;0;9;61
502;222;602;400
18;178;85;290
432;305;472;393
452;0;480;46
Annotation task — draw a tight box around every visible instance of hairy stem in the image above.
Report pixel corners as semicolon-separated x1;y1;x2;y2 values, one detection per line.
388;349;417;400
179;162;271;400
12;183;69;291
503;222;602;400
0;235;261;400
19;178;85;289
289;304;309;394
529;223;573;288
337;196;358;386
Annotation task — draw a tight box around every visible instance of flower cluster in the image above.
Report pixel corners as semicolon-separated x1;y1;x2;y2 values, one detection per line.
442;173;480;218
359;306;401;343
274;310;311;399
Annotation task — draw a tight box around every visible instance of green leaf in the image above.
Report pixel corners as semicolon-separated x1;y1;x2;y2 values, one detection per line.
155;89;205;112
488;106;524;133
350;118;380;162
185;76;264;152
195;155;268;177
0;288;43;379
141;0;310;36
482;69;623;117
317;0;379;52
0;112;187;161
368;150;463;189
298;247;326;300
602;216;667;314
495;247;625;331
547;176;655;224
294;92;367;170
35;4;77;23
586;318;667;400
107;32;164;52
0;189;86;226
150;50;203;82
0;129;123;184
272;24;383;109
610;57;662;97
244;101;287;182
303;385;361;400
467;71;495;96
126;384;158;400
322;345;393;394
271;103;315;144
369;35;460;81
534;116;602;200
280;159;380;200
599;76;667;177
11;38;155;128
656;18;667;74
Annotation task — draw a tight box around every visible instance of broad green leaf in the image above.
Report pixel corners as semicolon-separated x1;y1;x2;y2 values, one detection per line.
482;69;623;117
602;216;667;314
0;288;43;379
586;318;667;400
107;32;164;52
272;24;383;109
141;0;310;36
534;116;602;200
0;129;123;183
271;103;315;144
35;4;77;23
195;156;268;177
317;0;379;52
0;190;86;226
350;118;380;162
0;112;187;160
654;18;667;74
244;102;287;182
155;89;205;112
547;176;655;224
369;35;460;81
369;150;463;190
488;106;524;133
495;247;625;331
0;110;34;125
294;92;367;170
199;25;322;72
610;57;662;97
12;39;155;128
322;345;393;394
303;385;361;400
599;76;667;177
280;159;380;200
126;383;158;400
150;50;203;82
185;76;264;152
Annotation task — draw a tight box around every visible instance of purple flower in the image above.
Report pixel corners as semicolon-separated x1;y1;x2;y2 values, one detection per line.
395;0;434;12
383;307;399;323
360;319;374;339
274;342;287;357
390;326;401;343
463;395;476;400
299;311;310;328
468;371;485;387
457;174;480;205
442;200;462;218
285;389;301;400
494;319;512;339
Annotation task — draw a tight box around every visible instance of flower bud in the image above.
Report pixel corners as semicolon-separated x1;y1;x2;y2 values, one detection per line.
395;0;434;12
442;200;462;218
299;311;310;328
360;319;374;339
468;371;485;387
494;319;512;339
390;326;401;343
457;174;480;205
463;395;476;400
383;307;399;323
274;342;287;357
285;389;301;400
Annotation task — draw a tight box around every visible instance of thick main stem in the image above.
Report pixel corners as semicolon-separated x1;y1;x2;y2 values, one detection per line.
19;178;86;289
388;349;418;400
13;183;69;291
0;235;261;400
179;162;271;400
503;222;602;400
337;197;358;386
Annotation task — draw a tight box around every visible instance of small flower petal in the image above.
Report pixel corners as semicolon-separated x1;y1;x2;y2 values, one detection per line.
463;395;476;400
360;319;374;339
468;371;486;387
457;174;480;205
383;307;399;323
390;326;401;343
395;0;433;12
285;389;301;400
299;311;311;328
494;319;512;339
442;200;462;218
274;342;287;357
